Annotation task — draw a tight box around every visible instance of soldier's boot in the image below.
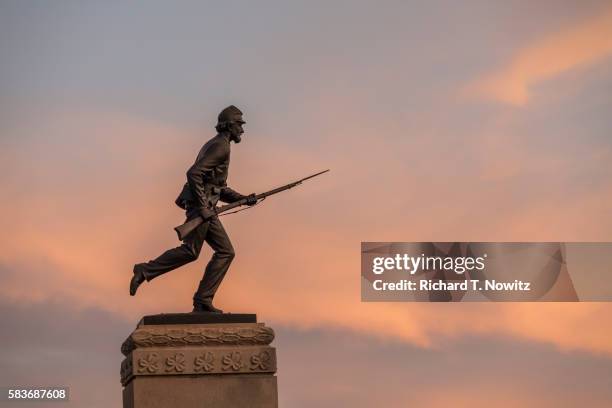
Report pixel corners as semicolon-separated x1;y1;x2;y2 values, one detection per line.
192;302;223;314
129;264;147;296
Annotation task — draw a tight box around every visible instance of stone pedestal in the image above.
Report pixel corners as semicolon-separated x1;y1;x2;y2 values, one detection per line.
120;313;277;408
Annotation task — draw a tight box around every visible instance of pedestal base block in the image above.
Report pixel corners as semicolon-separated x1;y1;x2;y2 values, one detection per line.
123;374;277;408
120;313;278;408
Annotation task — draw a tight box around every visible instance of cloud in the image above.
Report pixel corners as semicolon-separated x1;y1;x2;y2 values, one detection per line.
276;326;612;408
0;298;132;408
1;105;612;361
465;7;612;106
2;297;611;408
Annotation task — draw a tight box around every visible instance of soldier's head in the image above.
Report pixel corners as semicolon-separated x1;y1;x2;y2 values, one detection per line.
216;105;245;143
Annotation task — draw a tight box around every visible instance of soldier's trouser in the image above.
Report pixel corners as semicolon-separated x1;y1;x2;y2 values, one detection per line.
140;216;235;305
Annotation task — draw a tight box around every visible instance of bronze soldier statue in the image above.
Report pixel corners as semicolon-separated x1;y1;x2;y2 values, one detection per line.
130;105;257;313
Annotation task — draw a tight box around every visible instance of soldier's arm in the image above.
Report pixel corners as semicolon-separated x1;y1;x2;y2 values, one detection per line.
219;187;245;203
220;187;257;205
186;141;228;211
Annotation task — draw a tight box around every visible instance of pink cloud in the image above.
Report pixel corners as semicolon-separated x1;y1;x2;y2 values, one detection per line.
1;108;612;360
465;7;612;105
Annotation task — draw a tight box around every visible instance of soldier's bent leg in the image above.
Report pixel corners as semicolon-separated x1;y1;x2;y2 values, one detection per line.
193;217;235;305
140;221;208;281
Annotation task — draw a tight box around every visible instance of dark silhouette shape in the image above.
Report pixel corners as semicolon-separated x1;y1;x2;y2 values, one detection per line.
130;105;256;313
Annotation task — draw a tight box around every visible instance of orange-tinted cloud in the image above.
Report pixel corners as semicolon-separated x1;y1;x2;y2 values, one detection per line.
1;109;612;360
466;7;612;105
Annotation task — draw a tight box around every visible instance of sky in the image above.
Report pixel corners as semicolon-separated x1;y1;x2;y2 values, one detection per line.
1;1;612;407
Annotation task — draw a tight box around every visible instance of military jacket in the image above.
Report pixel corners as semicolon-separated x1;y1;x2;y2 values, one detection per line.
175;134;244;210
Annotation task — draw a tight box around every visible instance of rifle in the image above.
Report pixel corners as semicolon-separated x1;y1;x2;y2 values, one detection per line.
174;169;329;240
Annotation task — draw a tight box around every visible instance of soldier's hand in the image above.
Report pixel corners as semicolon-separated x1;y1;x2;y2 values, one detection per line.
245;193;257;206
200;207;216;220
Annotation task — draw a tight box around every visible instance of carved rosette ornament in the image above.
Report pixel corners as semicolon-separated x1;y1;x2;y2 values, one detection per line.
137;353;159;374
194;352;215;373
250;350;272;371
222;351;243;371
165;353;186;372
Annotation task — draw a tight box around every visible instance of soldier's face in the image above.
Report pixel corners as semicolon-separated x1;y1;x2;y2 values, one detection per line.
228;119;245;143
